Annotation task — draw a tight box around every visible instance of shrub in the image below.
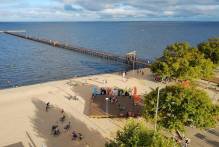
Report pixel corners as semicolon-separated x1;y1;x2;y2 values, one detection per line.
198;38;219;65
106;119;178;147
151;42;215;80
143;85;219;131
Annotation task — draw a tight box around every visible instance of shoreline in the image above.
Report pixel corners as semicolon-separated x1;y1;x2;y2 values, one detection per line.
0;68;134;90
2;66;218;91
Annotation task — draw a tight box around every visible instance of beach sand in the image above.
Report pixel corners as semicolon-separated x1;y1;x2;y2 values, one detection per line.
0;68;160;147
0;68;218;147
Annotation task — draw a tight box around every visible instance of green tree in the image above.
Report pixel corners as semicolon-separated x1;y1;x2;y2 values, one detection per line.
143;85;219;131
198;38;219;65
106;119;178;147
151;42;215;80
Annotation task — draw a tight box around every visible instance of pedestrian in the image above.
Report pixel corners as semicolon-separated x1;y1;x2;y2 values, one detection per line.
72;131;78;140
64;122;71;131
92;86;97;99
46;102;50;112
54;127;60;136
122;72;126;82
51;124;58;134
60;114;66;122
185;138;190;147
78;133;83;140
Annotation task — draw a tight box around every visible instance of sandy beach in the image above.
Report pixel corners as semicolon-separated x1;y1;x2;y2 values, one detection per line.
0;68;218;147
0;68;160;147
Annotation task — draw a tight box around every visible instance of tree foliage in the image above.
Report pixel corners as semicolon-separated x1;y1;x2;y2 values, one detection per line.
151;42;215;80
143;85;219;131
198;38;219;65
106;119;178;147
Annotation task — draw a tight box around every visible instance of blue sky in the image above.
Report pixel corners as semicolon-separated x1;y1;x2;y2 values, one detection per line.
0;0;219;21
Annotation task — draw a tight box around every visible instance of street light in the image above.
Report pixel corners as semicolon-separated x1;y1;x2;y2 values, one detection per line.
132;51;136;73
154;87;160;132
105;97;109;115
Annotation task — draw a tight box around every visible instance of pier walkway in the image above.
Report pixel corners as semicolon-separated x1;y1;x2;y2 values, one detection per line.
4;31;151;68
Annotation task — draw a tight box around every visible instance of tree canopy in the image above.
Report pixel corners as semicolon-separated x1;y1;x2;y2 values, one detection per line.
143;85;219;131
198;38;219;65
151;42;215;80
106;119;179;147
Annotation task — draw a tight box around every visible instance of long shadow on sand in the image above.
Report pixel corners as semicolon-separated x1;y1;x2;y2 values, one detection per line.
65;80;94;116
30;99;106;147
66;80;94;115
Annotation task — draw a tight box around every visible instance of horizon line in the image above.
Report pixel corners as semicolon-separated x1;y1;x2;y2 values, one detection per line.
1;20;219;23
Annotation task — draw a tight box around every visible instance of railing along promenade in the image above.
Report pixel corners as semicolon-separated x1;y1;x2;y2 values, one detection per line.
4;31;151;68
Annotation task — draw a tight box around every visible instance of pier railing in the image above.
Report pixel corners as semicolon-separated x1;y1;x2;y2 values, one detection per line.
4;31;151;68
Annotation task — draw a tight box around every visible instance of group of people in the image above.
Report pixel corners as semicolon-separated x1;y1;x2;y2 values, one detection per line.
92;86;132;98
136;69;145;76
91;85;141;117
92;86;134;107
154;74;172;83
45;102;83;141
72;131;83;140
121;69;145;81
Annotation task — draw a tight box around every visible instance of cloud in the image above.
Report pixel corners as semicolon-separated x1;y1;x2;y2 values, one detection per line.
163;11;175;16
64;4;83;11
0;0;219;21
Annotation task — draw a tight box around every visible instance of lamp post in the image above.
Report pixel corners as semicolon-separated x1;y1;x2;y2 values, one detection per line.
132;51;136;73
105;97;109;115
154;87;160;132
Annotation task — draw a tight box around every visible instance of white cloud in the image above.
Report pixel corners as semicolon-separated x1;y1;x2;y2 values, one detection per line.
163;11;175;16
101;5;146;18
0;0;219;21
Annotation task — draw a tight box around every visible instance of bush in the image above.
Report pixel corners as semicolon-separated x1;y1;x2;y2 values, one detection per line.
198;38;219;65
143;85;219;131
106;119;178;147
151;42;215;80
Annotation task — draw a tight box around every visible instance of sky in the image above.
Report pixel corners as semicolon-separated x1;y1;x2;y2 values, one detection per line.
0;0;219;21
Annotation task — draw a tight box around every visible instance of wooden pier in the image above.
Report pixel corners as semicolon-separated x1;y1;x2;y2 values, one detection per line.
4;31;151;68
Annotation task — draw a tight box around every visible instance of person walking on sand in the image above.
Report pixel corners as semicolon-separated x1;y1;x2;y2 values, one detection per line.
72;131;78;140
122;72;126;82
54;127;60;136
51;124;58;134
60;114;66;122
64;121;71;131
46;102;50;112
78;133;83;140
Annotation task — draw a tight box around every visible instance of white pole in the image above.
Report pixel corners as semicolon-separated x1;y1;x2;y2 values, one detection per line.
154;87;160;132
133;51;136;73
105;98;109;115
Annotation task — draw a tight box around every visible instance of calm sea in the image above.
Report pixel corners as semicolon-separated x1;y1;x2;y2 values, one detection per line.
0;21;219;89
